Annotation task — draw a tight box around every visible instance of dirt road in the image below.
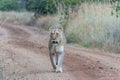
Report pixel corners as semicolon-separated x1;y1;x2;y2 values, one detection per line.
0;23;120;80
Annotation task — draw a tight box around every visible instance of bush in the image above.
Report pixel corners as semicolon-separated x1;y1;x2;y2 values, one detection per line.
24;0;83;17
0;0;20;11
25;0;57;17
66;31;79;43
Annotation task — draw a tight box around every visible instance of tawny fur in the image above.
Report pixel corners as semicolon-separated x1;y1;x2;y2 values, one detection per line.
48;27;65;73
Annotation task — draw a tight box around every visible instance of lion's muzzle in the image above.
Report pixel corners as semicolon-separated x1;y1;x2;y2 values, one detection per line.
52;40;58;44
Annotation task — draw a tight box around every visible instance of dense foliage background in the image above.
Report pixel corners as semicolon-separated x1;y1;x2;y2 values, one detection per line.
0;0;120;15
0;0;20;11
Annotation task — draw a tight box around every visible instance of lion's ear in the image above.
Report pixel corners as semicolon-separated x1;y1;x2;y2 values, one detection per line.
58;27;63;32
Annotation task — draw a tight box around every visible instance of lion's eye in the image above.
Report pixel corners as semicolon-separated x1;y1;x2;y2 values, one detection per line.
56;33;59;36
51;33;53;35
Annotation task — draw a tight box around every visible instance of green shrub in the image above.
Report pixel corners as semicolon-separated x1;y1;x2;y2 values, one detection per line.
66;31;79;43
25;0;83;17
0;0;20;11
25;0;57;16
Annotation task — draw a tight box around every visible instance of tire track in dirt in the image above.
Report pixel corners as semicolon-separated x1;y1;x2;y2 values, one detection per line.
2;24;30;39
64;49;120;80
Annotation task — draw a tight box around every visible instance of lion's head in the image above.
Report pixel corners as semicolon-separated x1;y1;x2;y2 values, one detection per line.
49;27;63;44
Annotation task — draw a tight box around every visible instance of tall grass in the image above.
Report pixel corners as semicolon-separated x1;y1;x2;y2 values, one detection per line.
66;3;120;53
0;11;34;25
39;3;120;53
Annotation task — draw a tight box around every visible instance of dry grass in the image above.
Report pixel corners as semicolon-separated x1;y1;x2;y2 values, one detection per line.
66;3;120;53
0;11;34;25
36;15;60;30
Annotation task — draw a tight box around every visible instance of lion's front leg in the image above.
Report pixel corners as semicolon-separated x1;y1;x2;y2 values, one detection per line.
49;52;57;71
56;52;64;73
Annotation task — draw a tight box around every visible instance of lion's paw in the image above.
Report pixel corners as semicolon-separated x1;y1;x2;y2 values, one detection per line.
55;68;63;73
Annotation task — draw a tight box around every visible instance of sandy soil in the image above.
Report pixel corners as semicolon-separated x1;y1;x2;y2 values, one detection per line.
0;23;120;80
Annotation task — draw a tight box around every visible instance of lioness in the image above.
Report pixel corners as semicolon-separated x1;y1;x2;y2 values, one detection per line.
48;26;65;73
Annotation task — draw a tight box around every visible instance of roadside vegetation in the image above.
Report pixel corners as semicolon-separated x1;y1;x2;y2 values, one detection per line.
0;0;120;53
